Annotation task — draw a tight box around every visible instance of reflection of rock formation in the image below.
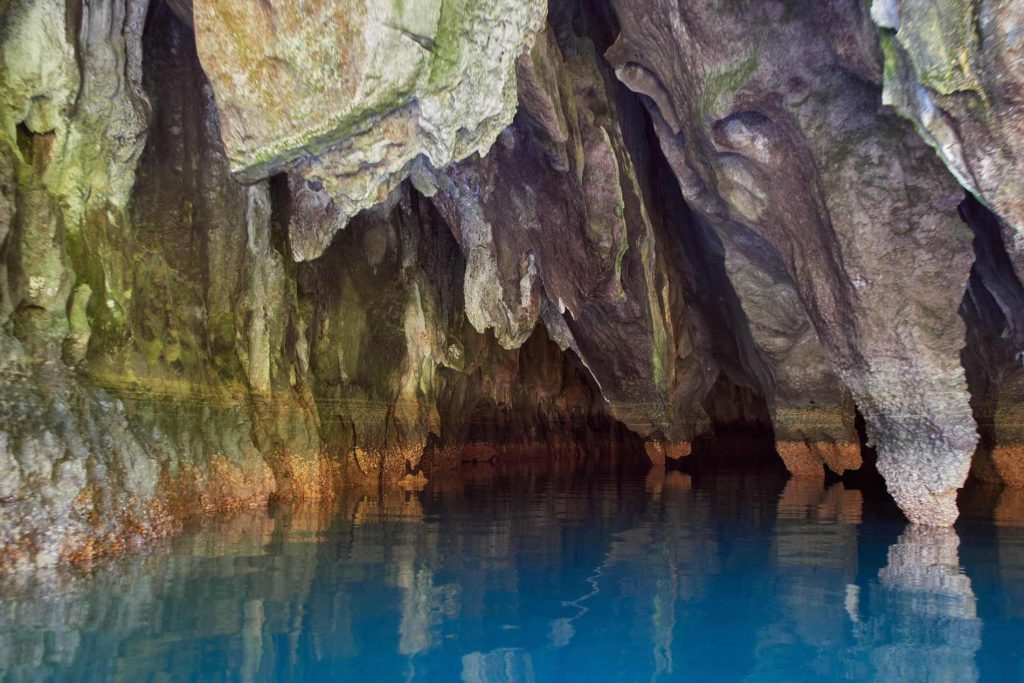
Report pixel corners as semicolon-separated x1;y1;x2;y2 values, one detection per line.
2;476;674;680
865;526;982;683
396;554;460;656
993;487;1024;528
240;598;265;683
574;469;721;680
0;502;323;680
976;487;1024;621
753;479;862;674
643;468;692;501
7;473;1024;679
461;648;536;683
776;478;863;525
879;527;977;617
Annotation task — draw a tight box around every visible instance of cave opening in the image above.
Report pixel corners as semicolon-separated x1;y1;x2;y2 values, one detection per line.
959;193;1024;492
122;0;900;490
6;0;1024;678
0;0;1014;566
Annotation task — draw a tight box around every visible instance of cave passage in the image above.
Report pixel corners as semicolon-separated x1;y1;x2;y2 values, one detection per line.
2;1;1024;677
4;0;1024;678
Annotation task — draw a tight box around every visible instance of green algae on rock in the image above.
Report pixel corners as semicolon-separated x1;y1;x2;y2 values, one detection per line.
0;0;643;569
607;0;977;523
192;0;546;260
872;0;1024;278
3;0;1024;574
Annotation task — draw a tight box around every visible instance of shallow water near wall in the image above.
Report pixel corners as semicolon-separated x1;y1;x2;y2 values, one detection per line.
2;466;1024;682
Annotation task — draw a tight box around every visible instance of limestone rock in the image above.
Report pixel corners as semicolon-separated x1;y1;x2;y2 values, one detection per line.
297;190;455;483
872;0;1024;276
193;0;546;260
608;0;977;523
426;22;717;448
0;1;331;571
961;196;1024;487
4;0;1024;573
707;208;861;477
0;0;162;571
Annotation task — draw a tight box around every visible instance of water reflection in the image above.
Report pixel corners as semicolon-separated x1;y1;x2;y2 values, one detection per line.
749;480;863;681
867;526;981;683
1;471;1022;681
461;649;535;683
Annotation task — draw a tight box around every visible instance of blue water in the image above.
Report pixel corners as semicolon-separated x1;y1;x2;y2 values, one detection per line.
3;467;1024;682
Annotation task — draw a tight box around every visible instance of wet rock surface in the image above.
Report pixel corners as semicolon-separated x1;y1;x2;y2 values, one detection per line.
872;0;1024;275
192;0;546;260
605;0;979;524
2;0;1024;568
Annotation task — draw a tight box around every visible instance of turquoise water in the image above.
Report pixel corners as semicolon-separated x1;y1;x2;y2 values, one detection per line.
3;467;1024;682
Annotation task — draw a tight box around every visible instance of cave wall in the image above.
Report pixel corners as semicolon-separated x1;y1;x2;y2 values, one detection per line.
1;0;1024;568
0;0;170;570
873;0;1024;277
0;0;648;570
604;0;979;524
961;196;1024;487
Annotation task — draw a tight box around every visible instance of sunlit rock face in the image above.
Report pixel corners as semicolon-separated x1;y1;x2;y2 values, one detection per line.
192;0;546;260
872;0;1024;277
606;0;978;524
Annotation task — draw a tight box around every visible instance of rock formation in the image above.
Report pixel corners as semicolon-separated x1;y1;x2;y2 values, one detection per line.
873;0;1024;274
961;196;1024;486
192;0;547;260
2;0;1024;567
605;0;978;524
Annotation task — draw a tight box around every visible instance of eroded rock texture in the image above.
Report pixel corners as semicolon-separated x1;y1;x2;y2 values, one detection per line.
192;0;546;260
0;0;169;570
2;0;1024;569
0;0;646;569
606;0;977;524
0;0;338;572
427;20;719;459
873;0;1024;275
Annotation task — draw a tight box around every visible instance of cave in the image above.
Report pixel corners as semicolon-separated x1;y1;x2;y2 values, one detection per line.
1;0;1023;679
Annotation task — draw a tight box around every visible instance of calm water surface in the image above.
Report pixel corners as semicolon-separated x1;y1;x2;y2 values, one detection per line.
3;467;1024;682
